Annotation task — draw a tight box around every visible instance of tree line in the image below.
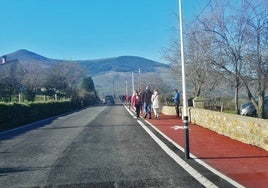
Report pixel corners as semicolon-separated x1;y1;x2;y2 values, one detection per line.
0;60;98;105
163;0;268;118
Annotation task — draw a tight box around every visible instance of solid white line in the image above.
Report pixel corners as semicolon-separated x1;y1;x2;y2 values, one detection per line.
137;120;218;188
124;104;136;118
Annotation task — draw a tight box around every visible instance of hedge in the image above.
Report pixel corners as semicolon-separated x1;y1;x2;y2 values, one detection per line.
0;101;82;131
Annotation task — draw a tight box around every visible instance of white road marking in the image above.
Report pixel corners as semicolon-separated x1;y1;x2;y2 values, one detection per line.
171;125;190;130
137;120;218;187
124;104;244;188
145;120;245;188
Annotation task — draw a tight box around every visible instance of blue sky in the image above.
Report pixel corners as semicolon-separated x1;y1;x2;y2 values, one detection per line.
0;0;210;63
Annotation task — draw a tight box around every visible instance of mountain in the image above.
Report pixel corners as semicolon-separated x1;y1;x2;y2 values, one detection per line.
6;49;49;62
2;49;177;96
77;56;169;76
4;49;63;67
2;49;169;76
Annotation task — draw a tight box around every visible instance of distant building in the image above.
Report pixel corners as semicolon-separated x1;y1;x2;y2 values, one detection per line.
1;55;7;64
1;55;19;65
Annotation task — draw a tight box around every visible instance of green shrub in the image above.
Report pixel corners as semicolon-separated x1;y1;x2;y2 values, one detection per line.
0;101;83;131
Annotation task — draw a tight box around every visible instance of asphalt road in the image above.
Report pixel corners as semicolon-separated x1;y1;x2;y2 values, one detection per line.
0;104;233;187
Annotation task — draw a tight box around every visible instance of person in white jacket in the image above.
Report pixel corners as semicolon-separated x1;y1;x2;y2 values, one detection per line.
151;89;161;119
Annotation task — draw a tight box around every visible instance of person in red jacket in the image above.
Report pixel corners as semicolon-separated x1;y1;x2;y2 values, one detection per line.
131;90;142;118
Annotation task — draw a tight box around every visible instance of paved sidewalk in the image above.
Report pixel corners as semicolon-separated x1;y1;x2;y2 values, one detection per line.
145;114;268;188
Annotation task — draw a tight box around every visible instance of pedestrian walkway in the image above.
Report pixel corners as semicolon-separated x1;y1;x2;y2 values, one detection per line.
145;114;268;188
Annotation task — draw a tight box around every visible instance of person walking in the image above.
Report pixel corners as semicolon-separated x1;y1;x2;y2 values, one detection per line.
125;95;131;108
131;90;142;118
151;89;161;119
141;85;152;119
173;89;180;117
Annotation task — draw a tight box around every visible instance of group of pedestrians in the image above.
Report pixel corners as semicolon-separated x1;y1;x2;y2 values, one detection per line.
131;86;160;119
131;85;181;119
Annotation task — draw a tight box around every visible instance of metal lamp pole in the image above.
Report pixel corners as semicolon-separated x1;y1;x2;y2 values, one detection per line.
125;79;128;96
178;0;190;159
131;71;135;94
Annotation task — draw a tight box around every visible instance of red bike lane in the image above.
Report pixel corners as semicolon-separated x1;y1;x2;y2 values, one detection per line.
146;114;268;188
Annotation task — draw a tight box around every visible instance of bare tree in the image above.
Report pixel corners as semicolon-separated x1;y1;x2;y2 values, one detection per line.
239;0;268;117
185;23;222;98
45;61;87;99
162;22;221;99
198;0;268;117
199;0;248;114
141;73;170;95
0;61;25;101
22;62;47;101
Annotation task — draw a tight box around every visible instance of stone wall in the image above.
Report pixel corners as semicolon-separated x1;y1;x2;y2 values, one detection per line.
161;106;177;115
161;106;268;151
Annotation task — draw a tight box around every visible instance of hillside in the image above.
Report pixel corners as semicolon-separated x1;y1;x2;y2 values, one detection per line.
3;49;169;76
4;49;62;67
77;56;169;76
1;49;178;96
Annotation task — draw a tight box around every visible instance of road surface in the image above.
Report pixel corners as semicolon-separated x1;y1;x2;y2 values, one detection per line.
0;104;235;187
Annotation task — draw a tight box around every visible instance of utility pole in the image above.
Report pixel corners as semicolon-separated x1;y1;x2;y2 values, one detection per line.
131;71;134;94
178;0;190;159
138;68;141;91
125;79;128;96
113;79;115;98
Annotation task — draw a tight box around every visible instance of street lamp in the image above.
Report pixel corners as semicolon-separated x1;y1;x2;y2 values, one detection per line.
132;71;135;94
131;68;141;94
125;79;128;96
178;0;190;159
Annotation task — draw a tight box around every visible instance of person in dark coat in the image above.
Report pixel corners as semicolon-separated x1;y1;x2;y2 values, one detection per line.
141;85;152;119
173;89;180;117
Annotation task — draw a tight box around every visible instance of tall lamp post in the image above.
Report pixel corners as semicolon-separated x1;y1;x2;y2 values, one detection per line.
113;79;115;98
125;79;128;96
178;0;190;159
138;68;141;91
131;71;135;94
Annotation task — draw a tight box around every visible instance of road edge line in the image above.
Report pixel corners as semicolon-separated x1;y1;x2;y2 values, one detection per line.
137;120;218;188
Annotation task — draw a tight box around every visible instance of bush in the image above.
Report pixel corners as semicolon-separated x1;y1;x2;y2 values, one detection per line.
0;101;83;131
